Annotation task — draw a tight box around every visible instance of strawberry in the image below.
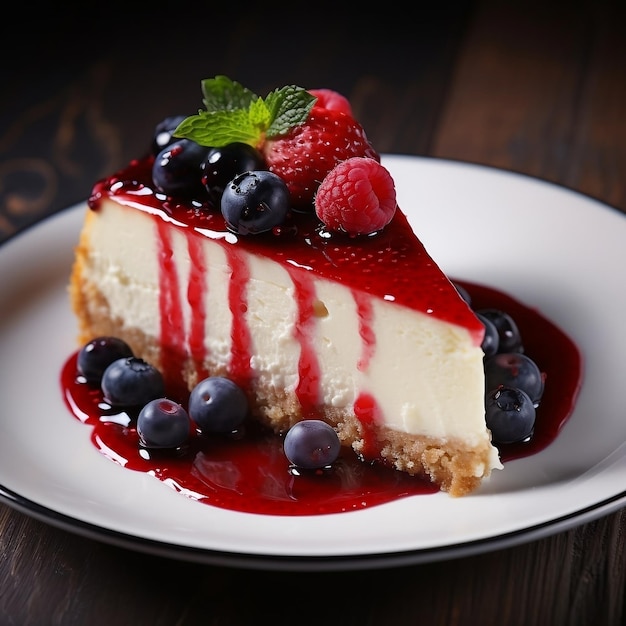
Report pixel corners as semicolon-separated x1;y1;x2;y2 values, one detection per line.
263;107;380;209
307;88;353;116
174;76;380;210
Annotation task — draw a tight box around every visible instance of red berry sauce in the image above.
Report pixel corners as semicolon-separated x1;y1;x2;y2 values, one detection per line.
61;158;583;516
60;281;582;515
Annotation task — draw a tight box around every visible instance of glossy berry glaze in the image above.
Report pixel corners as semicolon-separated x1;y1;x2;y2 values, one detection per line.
90;156;485;344
62;156;583;516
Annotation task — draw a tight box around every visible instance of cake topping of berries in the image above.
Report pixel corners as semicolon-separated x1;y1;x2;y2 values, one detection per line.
152;138;209;198
315;157;397;236
263;106;380;209
220;170;290;235
307;88;354;116
144;77;396;239
173;76;380;210
201;142;267;205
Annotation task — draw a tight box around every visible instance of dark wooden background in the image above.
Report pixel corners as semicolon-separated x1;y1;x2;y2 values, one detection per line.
1;1;625;624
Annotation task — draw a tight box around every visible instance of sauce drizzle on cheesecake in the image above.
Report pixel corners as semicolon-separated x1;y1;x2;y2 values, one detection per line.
61;278;583;516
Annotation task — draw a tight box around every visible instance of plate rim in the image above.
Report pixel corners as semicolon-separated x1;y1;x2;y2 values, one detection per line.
2;481;624;572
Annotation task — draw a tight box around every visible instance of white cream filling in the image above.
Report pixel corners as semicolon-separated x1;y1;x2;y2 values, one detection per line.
82;199;498;463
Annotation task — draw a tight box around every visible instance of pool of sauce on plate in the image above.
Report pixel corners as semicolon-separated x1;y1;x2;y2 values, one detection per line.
60;281;582;516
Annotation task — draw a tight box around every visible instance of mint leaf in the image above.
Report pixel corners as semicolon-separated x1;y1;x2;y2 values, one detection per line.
201;75;259;111
248;97;272;130
174;77;317;148
265;86;316;138
174;110;262;147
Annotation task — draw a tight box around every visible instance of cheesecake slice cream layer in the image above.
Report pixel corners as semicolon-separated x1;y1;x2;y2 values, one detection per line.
70;190;501;496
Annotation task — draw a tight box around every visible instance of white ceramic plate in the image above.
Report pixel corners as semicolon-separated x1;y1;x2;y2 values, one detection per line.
1;155;624;572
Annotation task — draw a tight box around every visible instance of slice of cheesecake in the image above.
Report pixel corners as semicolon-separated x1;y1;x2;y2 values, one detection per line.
70;154;501;497
69;77;501;496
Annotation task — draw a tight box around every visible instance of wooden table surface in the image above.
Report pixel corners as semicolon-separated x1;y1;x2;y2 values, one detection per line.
2;1;625;624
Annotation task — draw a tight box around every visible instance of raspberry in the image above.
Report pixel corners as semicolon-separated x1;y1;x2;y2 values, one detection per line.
308;88;353;116
314;157;397;236
263;108;379;210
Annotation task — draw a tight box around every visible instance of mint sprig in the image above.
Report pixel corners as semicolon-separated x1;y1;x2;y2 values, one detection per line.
174;76;316;148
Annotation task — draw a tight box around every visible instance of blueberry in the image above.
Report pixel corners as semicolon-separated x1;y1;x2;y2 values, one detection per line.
484;352;544;404
152;138;210;198
77;336;134;384
137;398;191;449
151;115;188;156
476;312;499;357
221;170;290;235
485;386;536;444
201;142;267;206
188;376;248;434
101;357;165;407
283;420;341;470
476;308;523;353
